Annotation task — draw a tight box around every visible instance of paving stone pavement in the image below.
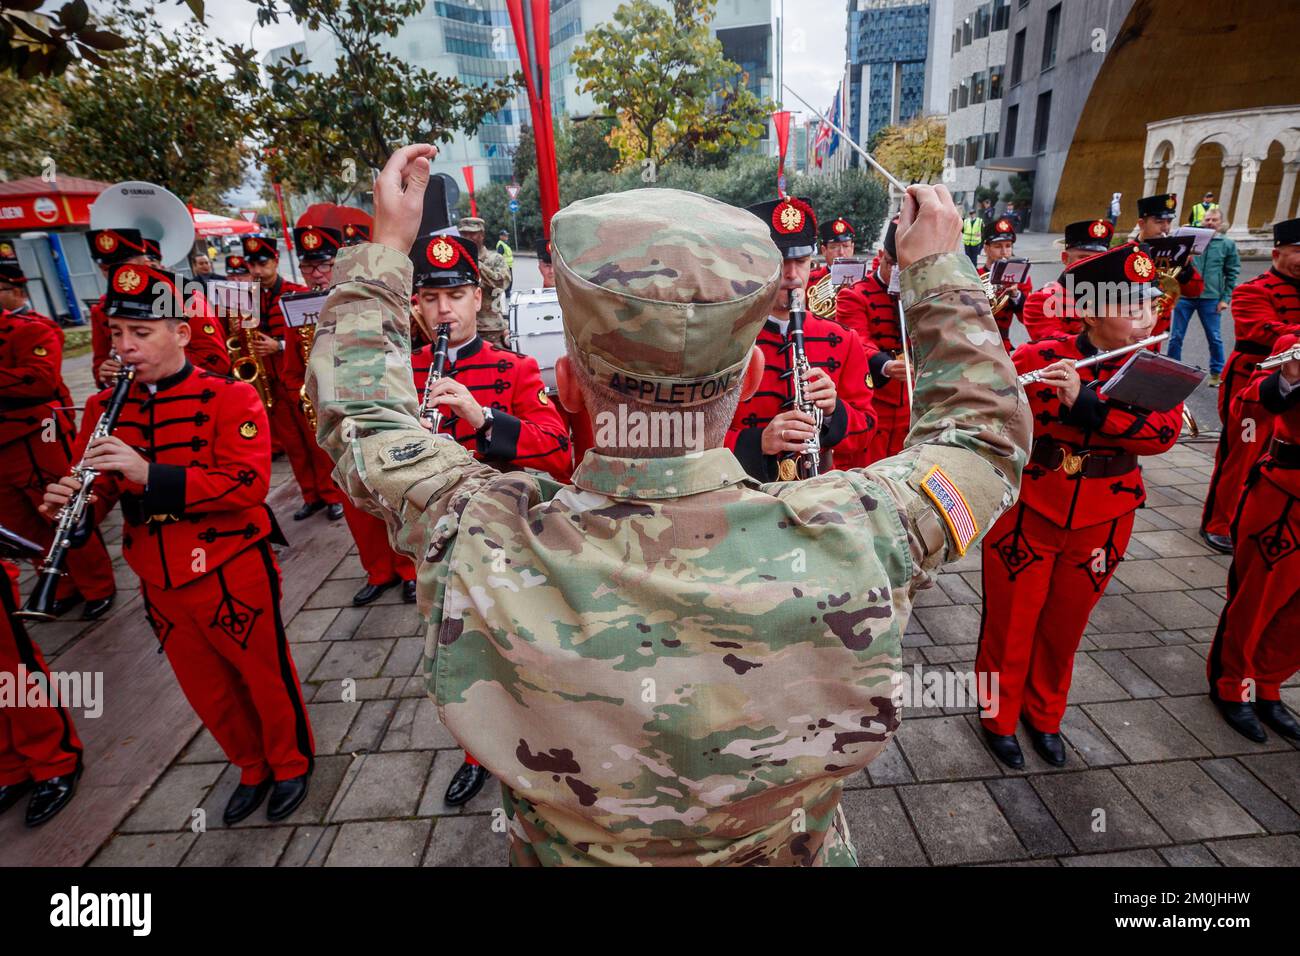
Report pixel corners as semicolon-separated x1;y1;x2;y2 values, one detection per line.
17;425;1300;866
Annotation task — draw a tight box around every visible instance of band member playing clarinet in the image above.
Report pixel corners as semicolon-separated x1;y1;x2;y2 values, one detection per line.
728;197;876;478
976;243;1182;769
407;232;571;806
41;262;314;825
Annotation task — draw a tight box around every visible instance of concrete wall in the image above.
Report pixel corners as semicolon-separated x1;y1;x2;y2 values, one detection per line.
1052;0;1300;232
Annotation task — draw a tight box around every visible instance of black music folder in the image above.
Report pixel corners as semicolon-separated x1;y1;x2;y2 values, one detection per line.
1099;349;1205;411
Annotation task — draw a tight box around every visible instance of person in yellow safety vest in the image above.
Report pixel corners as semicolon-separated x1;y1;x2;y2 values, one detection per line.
1188;192;1220;227
495;230;514;268
962;208;985;265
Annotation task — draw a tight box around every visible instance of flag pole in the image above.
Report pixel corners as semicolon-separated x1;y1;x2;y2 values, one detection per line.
783;83;906;191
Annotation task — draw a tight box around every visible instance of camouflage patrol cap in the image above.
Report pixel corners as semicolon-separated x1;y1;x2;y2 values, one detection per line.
551;188;782;407
457;217;486;234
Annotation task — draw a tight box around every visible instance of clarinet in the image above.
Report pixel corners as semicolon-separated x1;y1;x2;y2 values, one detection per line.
777;288;823;482
420;323;452;432
18;361;137;622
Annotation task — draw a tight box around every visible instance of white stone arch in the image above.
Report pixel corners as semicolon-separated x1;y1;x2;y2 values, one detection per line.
1144;106;1300;235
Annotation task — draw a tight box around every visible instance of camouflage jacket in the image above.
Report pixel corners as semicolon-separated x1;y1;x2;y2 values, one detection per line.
307;243;1030;867
476;246;511;329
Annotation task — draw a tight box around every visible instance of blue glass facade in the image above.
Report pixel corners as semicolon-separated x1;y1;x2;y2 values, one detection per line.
847;0;930;161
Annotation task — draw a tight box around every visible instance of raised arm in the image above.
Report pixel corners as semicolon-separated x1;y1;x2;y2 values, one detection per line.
860;184;1032;576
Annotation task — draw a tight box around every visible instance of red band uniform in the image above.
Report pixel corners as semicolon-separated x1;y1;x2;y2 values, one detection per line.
282;226;415;599
834;220;909;463
0;263;117;612
74;263;314;789
1207;332;1300;716
0;556;84;824
243;234;344;513
978;217;1034;353
730;197;876;478
976;245;1182;751
1022;219;1115;342
1201;218;1300;543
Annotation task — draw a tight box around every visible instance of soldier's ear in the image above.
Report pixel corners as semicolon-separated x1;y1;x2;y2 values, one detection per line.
555;355;584;415
740;346;765;402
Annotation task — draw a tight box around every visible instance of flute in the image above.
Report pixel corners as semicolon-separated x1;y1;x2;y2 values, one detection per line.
1258;345;1300;371
1017;333;1170;386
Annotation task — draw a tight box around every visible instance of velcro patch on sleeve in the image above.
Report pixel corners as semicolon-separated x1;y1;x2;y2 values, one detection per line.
920;465;978;556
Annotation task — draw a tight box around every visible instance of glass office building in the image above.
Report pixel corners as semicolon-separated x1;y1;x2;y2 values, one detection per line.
846;0;931;161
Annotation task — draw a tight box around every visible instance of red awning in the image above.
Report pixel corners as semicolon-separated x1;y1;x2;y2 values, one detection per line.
191;209;260;237
0;176;111;231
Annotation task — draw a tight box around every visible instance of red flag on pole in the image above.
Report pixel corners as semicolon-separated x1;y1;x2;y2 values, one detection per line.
773;110;792;196
506;0;560;236
461;165;478;218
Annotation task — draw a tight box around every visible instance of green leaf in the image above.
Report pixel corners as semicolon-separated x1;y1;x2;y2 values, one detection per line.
181;0;205;23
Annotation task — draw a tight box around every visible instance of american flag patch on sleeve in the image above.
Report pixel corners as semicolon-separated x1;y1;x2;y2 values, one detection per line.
920;466;979;556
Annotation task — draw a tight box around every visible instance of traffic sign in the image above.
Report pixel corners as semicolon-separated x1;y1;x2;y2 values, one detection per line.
506;184;520;200
509;199;520;213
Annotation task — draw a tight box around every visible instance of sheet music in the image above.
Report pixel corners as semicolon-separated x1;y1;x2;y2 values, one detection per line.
1171;226;1215;255
207;280;256;320
830;258;868;287
280;291;329;329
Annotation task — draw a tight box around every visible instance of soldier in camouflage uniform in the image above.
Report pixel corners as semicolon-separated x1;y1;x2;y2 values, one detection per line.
307;144;1030;866
457;217;511;349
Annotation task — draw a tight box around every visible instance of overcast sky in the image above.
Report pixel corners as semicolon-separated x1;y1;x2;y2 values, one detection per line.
138;0;849;108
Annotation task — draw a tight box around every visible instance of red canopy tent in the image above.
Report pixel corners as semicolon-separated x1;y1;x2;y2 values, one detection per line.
191;209;259;237
0;176;110;231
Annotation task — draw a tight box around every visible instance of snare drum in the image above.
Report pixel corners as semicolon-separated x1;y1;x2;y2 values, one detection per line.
509;288;565;392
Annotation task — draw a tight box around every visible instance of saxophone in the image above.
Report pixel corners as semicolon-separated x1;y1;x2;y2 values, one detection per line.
777;288;823;481
18;361;136;621
226;307;274;409
298;324;317;431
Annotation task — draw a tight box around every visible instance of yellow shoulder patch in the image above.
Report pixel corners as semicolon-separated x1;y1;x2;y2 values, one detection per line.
537;388;549;405
33;345;48;357
239;421;258;439
204;324;217;334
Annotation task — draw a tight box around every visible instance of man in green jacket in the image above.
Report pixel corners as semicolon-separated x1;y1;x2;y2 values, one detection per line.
1167;207;1239;386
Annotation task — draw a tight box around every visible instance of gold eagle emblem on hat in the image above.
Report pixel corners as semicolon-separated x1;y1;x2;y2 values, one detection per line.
996;218;1012;232
834;220;847;234
115;267;143;293
428;237;458;266
96;232;118;253
776;202;804;234
1090;221;1109;238
1165;195;1177;209
1126;251;1155;281
302;230;321;250
0;242;12;256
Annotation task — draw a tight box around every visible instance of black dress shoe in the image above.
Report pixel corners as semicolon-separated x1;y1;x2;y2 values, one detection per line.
1023;721;1068;766
402;580;417;603
0;779;34;816
267;774;310;821
82;593;116;621
1200;529;1234;554
1256;700;1300;741
981;727;1024;769
445;760;489;806
26;769;80;827
47;592;84;619
352;578;399;606
326;503;345;521
293;500;327;521
223;778;272;825
1213;697;1267;743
